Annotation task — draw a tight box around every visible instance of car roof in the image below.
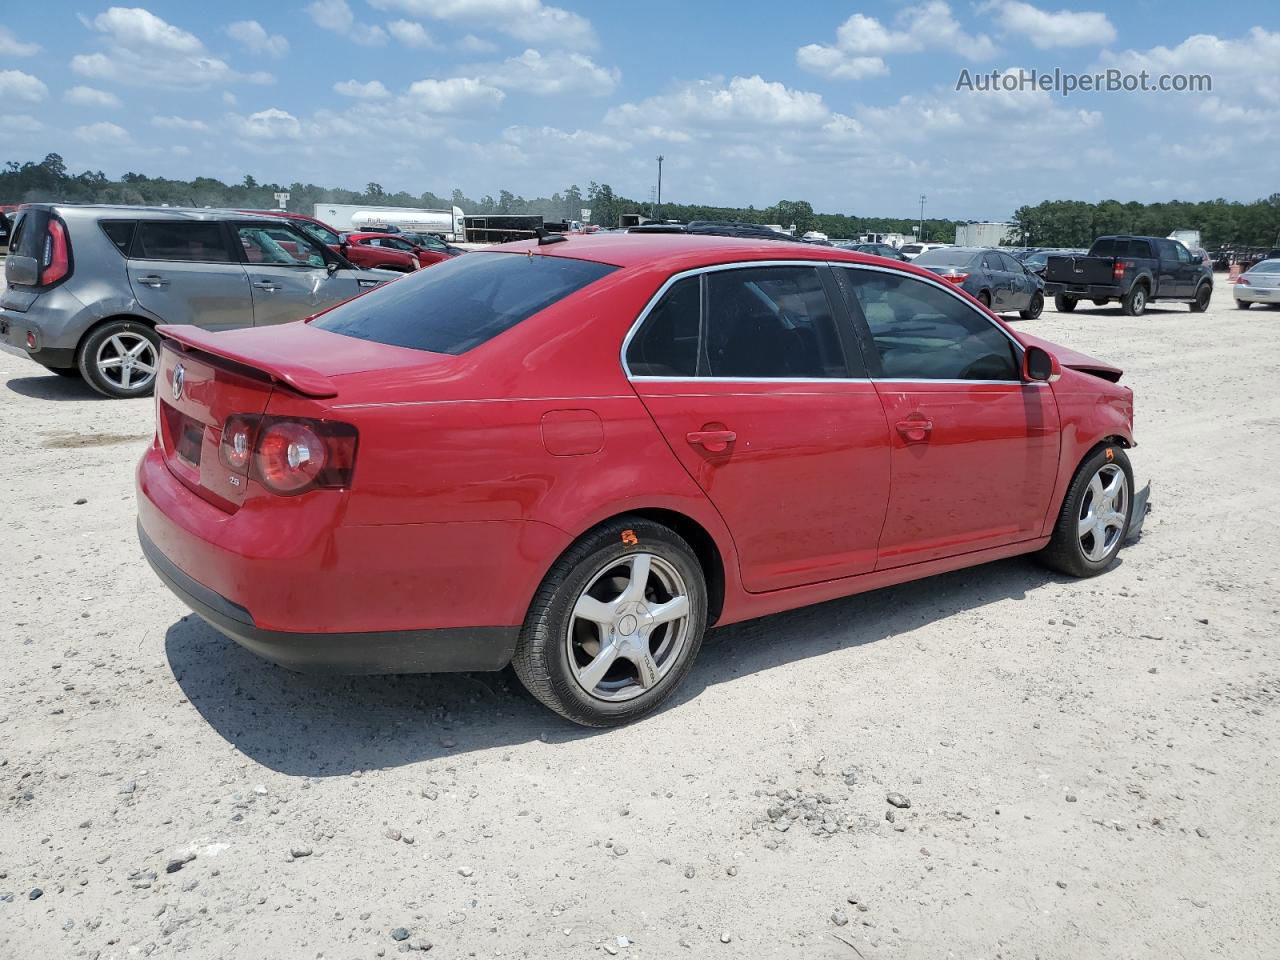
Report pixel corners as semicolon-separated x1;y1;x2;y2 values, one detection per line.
487;232;932;274
35;203;283;224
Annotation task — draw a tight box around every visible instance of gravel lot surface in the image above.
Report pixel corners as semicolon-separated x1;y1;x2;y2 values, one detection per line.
2;285;1277;958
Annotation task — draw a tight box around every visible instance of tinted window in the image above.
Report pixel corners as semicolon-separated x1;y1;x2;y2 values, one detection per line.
100;220;137;256
1174;243;1193;264
703;266;847;378
999;253;1023;272
313;251;617;355
915;249;977;268
1156;239;1179;261
842;269;1019;381
1248;259;1280;273
626;276;700;377
134;221;231;262
296;221;340;246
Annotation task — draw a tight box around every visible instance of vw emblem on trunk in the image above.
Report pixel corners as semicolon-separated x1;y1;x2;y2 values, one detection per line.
172;364;186;401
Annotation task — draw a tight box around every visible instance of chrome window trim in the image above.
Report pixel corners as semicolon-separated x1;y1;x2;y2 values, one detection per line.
619;258;1028;385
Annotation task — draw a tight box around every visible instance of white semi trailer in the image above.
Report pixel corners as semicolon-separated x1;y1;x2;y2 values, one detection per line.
312;203;466;241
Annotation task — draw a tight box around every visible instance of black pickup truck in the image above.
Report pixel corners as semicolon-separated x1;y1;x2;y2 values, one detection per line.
1044;235;1213;316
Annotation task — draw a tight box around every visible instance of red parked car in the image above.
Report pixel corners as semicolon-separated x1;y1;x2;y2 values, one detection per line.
344;231;459;268
137;234;1141;727
240;211;420;273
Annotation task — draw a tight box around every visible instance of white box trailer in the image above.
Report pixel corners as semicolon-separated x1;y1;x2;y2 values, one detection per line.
954;221;1018;247
312;203;465;242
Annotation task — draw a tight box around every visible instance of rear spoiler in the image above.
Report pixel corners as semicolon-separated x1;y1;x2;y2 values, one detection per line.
156;324;338;398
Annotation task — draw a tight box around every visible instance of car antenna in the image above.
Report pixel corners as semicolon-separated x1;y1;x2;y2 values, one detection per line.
536;227;567;246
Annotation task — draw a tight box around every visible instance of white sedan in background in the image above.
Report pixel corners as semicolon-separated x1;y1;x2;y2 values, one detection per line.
1235;258;1280;309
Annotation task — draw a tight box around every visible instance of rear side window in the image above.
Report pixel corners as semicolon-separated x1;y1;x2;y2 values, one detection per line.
312;252;618;355
133;221;232;262
626;276;700;376
100;220;137;256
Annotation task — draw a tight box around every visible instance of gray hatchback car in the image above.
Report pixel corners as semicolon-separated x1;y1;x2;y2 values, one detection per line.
1;205;396;398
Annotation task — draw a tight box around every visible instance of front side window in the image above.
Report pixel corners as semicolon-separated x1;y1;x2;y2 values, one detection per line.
312;251;617;355
297;221;340;246
1175;243;1193;264
133;221;232;262
841;269;1020;381
626;265;849;379
237;225;326;267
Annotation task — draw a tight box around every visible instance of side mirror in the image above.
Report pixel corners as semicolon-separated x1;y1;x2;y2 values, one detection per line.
1023;345;1061;383
326;261;339;275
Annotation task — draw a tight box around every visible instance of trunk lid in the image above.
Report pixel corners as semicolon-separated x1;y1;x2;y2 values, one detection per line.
1044;255;1116;286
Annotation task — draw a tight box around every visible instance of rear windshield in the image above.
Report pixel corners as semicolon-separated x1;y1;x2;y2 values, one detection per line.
913;249;978;268
312;251;618;355
900;244;922;254
1091;238;1152;258
1247;259;1280;273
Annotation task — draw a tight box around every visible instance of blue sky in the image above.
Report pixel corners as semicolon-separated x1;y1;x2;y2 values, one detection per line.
1;2;1277;218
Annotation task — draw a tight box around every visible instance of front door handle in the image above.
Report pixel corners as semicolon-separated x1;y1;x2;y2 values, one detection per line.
895;418;933;443
136;275;168;287
252;280;282;292
686;429;737;453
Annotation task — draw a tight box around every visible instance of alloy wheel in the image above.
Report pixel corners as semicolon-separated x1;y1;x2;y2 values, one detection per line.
1077;463;1128;562
95;332;157;391
565;552;692;702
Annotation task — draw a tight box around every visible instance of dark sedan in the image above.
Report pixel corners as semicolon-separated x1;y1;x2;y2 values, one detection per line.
913;247;1045;318
842;242;908;261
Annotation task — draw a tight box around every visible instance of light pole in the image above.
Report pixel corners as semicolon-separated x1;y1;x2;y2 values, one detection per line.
655;155;664;221
918;194;926;241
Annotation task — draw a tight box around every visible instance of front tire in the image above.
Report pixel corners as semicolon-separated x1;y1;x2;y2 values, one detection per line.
1121;284;1148;317
1038;445;1133;578
1054;294;1077;312
1236;300;1250;310
512;517;708;727
77;320;160;399
977;290;991;309
1190;283;1211;312
1019;292;1044;320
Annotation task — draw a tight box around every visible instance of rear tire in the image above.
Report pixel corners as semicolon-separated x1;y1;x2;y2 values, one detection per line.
1121;284;1148;317
1054;294;1077;312
1038;445;1133;578
977;290;991;309
512;517;708;727
1189;283;1211;312
77;320;160;399
1019;292;1044;320
1236;300;1250;310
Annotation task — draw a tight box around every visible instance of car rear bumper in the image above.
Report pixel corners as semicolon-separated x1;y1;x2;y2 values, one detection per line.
134;441;559;673
1234;284;1280;302
139;523;517;673
1045;282;1119;298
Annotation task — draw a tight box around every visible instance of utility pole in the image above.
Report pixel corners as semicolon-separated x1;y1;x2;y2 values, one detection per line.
655;155;664;221
918;194;926;241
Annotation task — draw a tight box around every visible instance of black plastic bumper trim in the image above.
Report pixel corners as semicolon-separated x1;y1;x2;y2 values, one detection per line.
138;522;519;674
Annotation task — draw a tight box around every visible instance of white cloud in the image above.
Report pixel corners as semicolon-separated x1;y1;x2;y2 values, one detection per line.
74;120;130;144
306;0;387;46
981;1;1115;49
501;125;628;152
387;20;436;49
0;70;48;103
607;75;831;135
151;115;211;132
369;0;597;49
0;114;44;132
228;20;290;58
64;85;122;108
334;79;391;99
457;34;497;54
480;49;619;96
88;7;202;53
0;26;40;56
406;76;505;112
1098;28;1280;104
230;107;303;140
798;1;996;79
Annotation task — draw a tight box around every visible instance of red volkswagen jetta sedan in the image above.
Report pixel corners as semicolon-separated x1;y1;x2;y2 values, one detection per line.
137;233;1138;727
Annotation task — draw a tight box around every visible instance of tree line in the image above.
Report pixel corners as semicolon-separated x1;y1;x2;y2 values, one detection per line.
4;154;1278;249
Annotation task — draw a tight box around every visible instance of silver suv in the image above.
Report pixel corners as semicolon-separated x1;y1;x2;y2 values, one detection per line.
1;205;396;398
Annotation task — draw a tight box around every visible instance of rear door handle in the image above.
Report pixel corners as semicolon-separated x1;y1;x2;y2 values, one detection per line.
136;275;168;287
895;418;933;443
686;429;737;453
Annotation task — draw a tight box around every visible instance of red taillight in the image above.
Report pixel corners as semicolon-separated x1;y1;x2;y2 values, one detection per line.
220;415;358;496
42;219;70;286
1113;260;1126;282
943;272;969;283
1235;277;1250;286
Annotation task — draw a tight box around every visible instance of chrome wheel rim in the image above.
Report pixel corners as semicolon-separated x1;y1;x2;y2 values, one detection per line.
96;332;157;390
1132;289;1145;312
566;552;691;703
1078;463;1128;562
